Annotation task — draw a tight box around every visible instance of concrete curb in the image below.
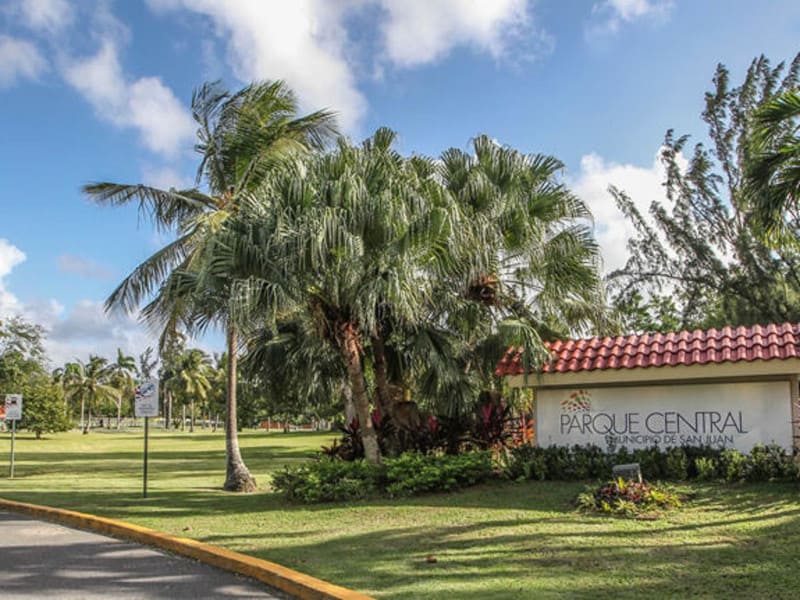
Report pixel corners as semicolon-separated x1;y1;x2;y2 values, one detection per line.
0;498;373;600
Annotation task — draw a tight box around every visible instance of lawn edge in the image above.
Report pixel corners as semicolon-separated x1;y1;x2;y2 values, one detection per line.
0;497;373;600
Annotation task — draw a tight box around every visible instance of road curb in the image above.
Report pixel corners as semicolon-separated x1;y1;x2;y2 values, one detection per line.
0;498;373;600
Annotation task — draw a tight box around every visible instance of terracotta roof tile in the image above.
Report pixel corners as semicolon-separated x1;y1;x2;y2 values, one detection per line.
494;322;800;377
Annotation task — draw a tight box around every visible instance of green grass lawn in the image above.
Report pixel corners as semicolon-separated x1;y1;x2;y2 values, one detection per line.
1;429;799;599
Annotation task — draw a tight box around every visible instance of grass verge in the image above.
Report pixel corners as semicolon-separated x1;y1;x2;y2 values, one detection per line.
1;430;799;599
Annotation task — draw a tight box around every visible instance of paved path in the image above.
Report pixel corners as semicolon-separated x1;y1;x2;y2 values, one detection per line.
0;511;290;599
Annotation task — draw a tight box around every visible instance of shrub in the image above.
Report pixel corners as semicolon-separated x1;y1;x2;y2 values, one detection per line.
272;451;494;503
665;447;689;480
694;457;717;481
384;451;493;497
576;478;683;518
503;443;799;483
271;459;383;503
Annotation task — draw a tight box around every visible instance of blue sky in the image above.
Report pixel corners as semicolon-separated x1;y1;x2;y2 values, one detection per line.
1;0;799;364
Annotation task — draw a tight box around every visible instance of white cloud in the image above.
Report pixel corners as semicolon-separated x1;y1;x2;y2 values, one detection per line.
45;300;157;365
10;0;74;35
56;254;114;280
0;35;47;88
378;0;538;67
0;239;26;315
146;0;545;132
147;0;366;132
0;240;153;365
570;148;675;274
62;39;195;157
588;0;673;36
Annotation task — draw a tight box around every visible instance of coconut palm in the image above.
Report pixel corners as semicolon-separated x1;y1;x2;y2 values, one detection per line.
110;349;136;429
64;356;120;434
172;348;213;433
83;80;337;491
747;90;800;240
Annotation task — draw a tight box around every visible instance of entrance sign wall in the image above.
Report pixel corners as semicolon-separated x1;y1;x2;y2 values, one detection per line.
536;381;792;452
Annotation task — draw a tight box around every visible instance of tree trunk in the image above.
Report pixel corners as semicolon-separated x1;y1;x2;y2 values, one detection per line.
181;405;186;432
190;400;195;433
341;327;381;464
224;325;257;492
80;397;85;433
116;399;122;430
86;408;92;434
370;334;394;418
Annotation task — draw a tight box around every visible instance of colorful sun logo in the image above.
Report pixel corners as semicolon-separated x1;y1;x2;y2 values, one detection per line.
561;389;592;412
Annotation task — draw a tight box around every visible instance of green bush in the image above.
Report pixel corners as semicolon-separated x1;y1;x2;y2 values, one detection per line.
505;443;797;483
271;459;383;503
272;451;494;503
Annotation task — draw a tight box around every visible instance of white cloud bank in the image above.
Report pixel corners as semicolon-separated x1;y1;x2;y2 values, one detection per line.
570;149;672;274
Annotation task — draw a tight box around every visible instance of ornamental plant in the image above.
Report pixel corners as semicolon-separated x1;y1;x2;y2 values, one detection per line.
576;477;683;518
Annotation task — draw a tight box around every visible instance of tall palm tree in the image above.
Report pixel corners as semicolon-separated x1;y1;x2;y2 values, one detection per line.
64;356;120;434
83;80;337;491
111;349;136;429
747;90;800;241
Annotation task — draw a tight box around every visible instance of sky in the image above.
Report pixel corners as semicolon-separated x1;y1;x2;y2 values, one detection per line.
0;0;799;366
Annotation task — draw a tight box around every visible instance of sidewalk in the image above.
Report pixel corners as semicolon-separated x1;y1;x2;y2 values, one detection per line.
0;511;289;599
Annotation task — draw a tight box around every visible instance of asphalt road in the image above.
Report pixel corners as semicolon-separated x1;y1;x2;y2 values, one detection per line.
0;511;290;599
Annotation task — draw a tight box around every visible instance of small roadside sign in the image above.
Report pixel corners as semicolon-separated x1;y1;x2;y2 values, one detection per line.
4;394;22;421
134;381;159;418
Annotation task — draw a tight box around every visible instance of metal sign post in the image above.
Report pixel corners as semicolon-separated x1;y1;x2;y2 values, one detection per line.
134;381;159;499
4;394;22;479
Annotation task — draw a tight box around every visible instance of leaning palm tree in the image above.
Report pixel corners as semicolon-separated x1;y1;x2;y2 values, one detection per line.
83;80;337;491
64;356;120;434
747;90;800;241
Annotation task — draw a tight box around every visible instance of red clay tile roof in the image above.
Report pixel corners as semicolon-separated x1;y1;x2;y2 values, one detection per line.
494;322;800;376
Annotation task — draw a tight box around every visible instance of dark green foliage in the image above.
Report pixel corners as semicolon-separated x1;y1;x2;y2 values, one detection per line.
383;451;493;497
576;478;683;517
271;459;383;503
505;443;797;483
17;376;71;438
272;451;494;503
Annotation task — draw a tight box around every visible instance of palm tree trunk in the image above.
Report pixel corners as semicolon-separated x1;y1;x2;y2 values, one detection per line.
116;399;122;430
224;325;256;492
182;405;186;432
80;397;86;433
342;380;356;424
370;334;394;419
341;327;381;464
190;400;195;433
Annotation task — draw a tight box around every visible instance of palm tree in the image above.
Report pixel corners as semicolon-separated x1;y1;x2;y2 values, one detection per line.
172;348;213;433
83;80;337;491
110;349;136;429
747;90;800;241
221;128;447;464
64;356;120;434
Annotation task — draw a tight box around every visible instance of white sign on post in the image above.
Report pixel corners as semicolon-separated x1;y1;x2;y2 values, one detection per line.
4;394;22;421
134;381;159;418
